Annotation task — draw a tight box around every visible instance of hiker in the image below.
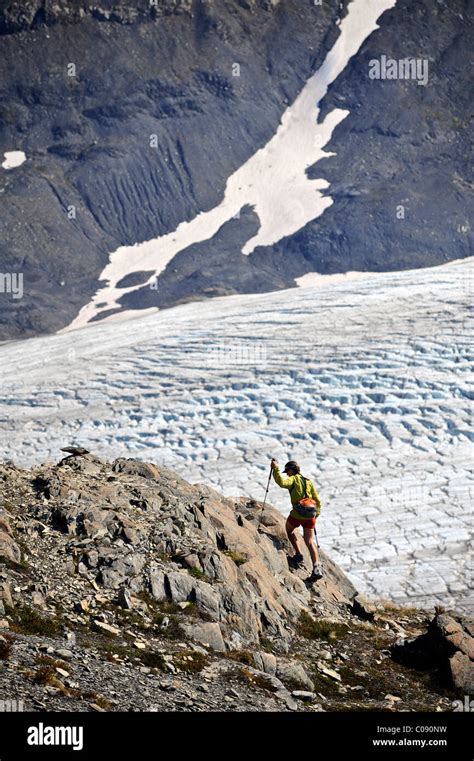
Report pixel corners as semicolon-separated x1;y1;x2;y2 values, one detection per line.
271;459;323;581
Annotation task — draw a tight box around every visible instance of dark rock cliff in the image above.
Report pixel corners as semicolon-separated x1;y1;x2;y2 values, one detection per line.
0;0;471;339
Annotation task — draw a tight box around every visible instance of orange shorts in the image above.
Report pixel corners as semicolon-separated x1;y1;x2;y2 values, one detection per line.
287;515;316;530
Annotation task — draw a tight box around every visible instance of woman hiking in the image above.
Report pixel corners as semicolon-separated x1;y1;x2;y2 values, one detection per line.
271;459;323;581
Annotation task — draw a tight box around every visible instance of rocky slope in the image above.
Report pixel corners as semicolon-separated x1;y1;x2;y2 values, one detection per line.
0;452;471;711
0;0;472;339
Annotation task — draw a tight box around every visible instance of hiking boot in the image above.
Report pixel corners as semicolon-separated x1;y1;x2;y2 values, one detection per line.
292;553;304;568
310;564;323;581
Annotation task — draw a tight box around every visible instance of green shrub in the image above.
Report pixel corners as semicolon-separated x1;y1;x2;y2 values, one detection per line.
226;650;255;667
138;650;166;670
156;600;182;615
224;551;247;566
174;650;209;673
188;567;206;579
7;605;62;637
96;642;132;661
297;611;348;641
80;690;113;710
33;665;57;685
259;637;274;653
152;614;184;640
34;655;70;671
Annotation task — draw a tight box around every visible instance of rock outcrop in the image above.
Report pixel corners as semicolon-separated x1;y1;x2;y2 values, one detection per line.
391;611;474;695
0;0;193;34
0;512;21;566
5;452;356;648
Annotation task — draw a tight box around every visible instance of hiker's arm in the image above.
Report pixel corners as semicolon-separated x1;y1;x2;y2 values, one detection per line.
272;466;294;489
311;483;322;515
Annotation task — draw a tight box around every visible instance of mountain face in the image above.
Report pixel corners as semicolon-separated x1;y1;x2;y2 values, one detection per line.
0;0;472;339
0;452;471;712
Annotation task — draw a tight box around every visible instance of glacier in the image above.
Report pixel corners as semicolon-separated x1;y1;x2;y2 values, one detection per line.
0;258;472;612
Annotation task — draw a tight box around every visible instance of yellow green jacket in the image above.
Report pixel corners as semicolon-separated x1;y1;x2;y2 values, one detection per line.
272;466;322;519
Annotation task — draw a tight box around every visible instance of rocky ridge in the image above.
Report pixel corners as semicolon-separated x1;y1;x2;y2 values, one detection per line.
0;452;471;711
0;1;193;34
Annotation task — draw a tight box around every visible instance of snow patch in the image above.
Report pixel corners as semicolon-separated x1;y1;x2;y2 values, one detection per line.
65;0;397;332
296;270;383;288
2;151;26;169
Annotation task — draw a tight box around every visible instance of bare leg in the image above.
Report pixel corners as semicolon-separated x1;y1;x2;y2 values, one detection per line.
303;527;320;566
285;518;302;556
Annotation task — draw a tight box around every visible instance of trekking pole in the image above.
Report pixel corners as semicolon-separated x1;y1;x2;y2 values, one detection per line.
257;463;273;532
314;522;323;572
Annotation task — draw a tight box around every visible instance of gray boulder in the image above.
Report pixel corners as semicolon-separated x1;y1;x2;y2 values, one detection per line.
351;593;378;621
276;660;314;692
0;530;21;566
149;569;167;601
113;459;160;480
165;571;195;602
253;651;277;676
180;622;226;652
194;583;221;622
